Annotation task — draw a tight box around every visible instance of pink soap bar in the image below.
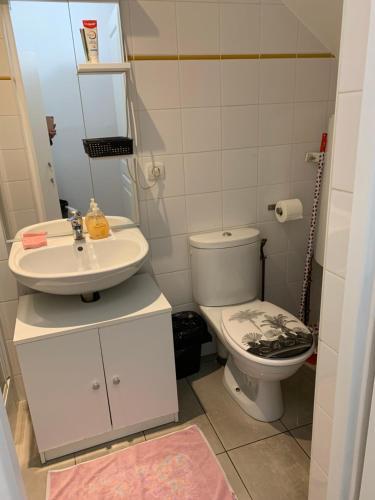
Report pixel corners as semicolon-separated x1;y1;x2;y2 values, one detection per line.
22;231;47;250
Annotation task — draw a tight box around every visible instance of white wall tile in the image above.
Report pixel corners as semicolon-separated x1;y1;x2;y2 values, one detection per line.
220;3;260;54
257;221;288;254
147;196;187;238
329;59;338;101
151;235;189;274
129;1;177;55
182;107;220;153
0;149;29;182
138;109;182;156
285;217;309;253
287;250;305;283
259;103;293;146
180;60;220;108
221;60;259;106
0;81;18;115
320;270;345;352
259;59;295;104
295;59;331;102
311;405;333;474
265;252;288;290
338;0;371;92
133;61;180;110
4;181;35;211
138;155;185;200
325;190;353;278
0;262;18;302
184;151;220;194
155;270;193;306
293;102;328;144
331;91;362;193
138;200;150;238
258;144;291;185
260;4;298;53
221;105;258;150
297;23;328;54
221;148;258;190
291;142;320;182
222;187;257;227
315;341;338;417
0;116;24;149
9;210;38;233
0;39;10;76
186;192;221;232
257;183;290;222
177;2;219;54
308;459;328;500
290;180;315;216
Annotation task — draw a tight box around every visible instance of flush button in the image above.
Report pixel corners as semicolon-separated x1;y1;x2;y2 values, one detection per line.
222;231;232;237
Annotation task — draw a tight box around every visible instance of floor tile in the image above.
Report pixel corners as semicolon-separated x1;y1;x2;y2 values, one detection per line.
229;433;310;500
217;453;252;500
291;424;312;457
22;454;75;500
190;362;285;450
281;365;315;430
144;378;224;454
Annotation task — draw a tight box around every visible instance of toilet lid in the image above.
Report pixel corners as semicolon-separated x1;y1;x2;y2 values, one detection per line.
221;301;313;359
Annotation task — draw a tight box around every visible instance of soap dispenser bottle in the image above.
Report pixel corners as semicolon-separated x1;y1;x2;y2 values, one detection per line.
85;198;110;240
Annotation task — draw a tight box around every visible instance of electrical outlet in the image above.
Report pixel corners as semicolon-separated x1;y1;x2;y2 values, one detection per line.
147;162;165;181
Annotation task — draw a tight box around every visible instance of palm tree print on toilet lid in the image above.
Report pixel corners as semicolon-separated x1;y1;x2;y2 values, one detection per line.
221;300;313;359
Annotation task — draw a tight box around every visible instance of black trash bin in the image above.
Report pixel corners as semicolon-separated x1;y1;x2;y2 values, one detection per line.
172;311;211;379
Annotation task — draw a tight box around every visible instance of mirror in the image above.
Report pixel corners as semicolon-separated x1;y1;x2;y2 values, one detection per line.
9;0;135;231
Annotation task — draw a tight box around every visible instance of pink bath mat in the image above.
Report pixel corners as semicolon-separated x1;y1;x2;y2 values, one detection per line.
46;425;236;499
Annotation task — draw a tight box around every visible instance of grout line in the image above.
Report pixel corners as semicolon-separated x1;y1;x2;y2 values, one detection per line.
226;451;255;500
222;426;298;454
287;429;312;460
186;377;227;453
187;372;290;455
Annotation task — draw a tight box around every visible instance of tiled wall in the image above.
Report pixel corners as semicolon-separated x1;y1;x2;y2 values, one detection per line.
308;0;370;497
0;10;37;401
121;0;337;316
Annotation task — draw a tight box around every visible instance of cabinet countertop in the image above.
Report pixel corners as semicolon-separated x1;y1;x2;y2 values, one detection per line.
14;273;171;345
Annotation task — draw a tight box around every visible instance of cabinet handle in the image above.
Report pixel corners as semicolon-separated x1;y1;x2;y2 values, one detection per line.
92;381;100;390
112;376;121;385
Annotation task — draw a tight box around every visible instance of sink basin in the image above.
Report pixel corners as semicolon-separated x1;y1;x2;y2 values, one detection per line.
9;216;149;295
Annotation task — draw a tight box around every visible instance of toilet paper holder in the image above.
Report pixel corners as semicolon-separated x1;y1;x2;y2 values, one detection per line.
267;204;283;216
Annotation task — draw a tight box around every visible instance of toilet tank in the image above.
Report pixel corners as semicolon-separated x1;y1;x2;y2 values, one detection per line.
189;228;260;307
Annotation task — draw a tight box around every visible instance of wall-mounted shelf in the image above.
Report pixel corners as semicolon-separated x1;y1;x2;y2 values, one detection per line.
77;63;131;75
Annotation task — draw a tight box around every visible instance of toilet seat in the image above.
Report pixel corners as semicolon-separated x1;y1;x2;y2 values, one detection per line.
221;300;313;360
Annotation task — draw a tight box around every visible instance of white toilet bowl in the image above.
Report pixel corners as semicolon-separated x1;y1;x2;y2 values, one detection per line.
200;302;315;422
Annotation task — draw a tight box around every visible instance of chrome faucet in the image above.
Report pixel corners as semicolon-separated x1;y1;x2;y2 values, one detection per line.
68;210;85;241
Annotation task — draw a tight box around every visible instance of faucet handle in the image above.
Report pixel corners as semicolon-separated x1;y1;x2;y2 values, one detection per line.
68;209;82;222
68;207;81;218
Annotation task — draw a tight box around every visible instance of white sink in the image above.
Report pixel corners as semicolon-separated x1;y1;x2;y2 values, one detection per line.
9;216;149;295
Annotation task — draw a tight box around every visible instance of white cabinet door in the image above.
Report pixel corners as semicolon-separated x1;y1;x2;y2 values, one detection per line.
100;314;178;430
16;329;112;452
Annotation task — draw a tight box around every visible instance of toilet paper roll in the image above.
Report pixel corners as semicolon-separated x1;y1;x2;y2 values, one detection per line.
275;199;303;223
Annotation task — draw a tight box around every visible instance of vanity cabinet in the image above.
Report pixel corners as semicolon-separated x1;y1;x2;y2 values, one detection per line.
14;274;179;462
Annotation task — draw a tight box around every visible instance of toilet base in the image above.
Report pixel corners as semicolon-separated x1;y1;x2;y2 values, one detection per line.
223;356;284;422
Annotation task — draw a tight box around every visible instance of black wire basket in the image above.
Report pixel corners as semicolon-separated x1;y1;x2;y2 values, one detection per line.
82;136;133;158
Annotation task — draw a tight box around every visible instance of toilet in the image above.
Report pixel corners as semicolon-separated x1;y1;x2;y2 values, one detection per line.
189;228;315;422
